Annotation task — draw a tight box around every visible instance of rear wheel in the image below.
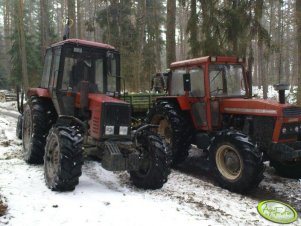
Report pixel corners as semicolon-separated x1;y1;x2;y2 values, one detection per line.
209;131;264;193
44;126;83;191
146;101;192;165
130;130;170;189
22;97;56;164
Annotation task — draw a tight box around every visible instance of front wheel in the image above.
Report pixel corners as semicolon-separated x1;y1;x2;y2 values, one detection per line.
44;126;83;191
146;101;192;165
130;130;170;189
209;131;264;193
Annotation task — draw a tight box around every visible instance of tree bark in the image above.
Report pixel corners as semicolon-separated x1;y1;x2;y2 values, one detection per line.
3;0;12;79
16;0;29;91
166;0;176;67
76;0;82;39
188;0;199;57
67;0;76;38
296;0;301;105
40;0;51;57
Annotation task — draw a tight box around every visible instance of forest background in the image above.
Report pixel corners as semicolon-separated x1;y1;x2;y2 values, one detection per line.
0;0;300;103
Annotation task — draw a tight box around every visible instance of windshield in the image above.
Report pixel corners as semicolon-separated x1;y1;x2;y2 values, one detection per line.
61;46;119;93
209;64;246;97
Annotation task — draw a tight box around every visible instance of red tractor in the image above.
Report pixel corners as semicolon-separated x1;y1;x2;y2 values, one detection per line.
18;39;170;191
146;56;301;193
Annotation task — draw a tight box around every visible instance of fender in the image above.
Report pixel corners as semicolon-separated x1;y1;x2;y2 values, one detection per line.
210;129;261;158
156;96;191;111
55;115;86;134
27;88;50;98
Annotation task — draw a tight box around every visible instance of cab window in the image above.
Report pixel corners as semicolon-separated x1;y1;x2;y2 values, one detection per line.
190;67;205;97
170;69;186;96
41;49;52;88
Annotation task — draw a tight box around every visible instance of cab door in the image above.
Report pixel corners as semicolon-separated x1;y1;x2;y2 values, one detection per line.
187;67;208;130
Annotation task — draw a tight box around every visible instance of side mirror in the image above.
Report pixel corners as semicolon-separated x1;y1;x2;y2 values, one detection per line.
183;73;191;92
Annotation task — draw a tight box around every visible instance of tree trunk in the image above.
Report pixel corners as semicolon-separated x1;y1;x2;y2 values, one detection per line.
188;0;199;57
40;0;51;57
16;0;29;91
3;0;12;79
154;0;162;71
76;0;82;39
137;0;146;91
166;0;176;67
67;0;76;38
296;0;301;105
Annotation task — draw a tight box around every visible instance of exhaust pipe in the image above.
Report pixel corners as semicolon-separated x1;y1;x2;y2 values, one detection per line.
273;84;289;104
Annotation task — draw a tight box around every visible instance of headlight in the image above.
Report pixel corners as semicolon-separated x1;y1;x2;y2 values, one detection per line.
295;126;299;133
282;128;287;134
105;126;114;135
119;126;128;135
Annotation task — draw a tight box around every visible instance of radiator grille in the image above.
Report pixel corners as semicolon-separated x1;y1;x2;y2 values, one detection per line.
102;102;131;126
283;107;301;117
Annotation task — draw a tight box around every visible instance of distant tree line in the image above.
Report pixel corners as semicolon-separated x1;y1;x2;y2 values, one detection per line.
0;0;300;102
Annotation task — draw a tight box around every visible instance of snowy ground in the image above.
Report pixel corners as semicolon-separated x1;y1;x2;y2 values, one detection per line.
0;101;300;226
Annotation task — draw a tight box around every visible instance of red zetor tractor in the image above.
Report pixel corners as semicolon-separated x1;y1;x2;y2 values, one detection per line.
18;39;170;191
146;56;301;193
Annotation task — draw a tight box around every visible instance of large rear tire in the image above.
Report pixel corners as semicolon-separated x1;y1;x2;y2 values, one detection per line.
44;126;83;191
146;101;192;165
130;130;170;189
209;130;264;193
22;96;57;164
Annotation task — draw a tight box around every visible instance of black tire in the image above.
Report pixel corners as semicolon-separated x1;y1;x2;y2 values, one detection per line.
22;96;57;164
146;101;192;165
270;160;301;179
130;130;170;189
44;126;83;191
209;130;264;193
16;114;23;139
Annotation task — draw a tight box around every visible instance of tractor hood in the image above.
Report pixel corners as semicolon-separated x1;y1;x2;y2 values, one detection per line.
75;93;129;111
220;98;301;118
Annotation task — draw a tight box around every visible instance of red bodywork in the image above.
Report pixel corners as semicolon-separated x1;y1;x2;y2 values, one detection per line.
27;88;128;140
163;56;301;143
51;39;115;50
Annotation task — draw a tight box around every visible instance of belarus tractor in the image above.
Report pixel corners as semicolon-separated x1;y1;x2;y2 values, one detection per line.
17;38;170;191
146;56;301;193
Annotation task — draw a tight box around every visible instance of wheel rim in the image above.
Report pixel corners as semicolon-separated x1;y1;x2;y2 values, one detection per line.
215;145;243;181
23;109;32;155
152;115;172;144
45;134;60;181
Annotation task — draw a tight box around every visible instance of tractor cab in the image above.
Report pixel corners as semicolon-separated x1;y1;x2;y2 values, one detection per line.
168;56;249;131
37;39;121;115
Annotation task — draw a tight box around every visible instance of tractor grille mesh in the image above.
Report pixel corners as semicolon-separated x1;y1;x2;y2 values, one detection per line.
102;103;131;125
283;107;301;117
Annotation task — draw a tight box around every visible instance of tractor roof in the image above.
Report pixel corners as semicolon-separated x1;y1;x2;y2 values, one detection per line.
50;39;116;50
170;56;243;69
